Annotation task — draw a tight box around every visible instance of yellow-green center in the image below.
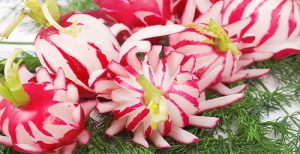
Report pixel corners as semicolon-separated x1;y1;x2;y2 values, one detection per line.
185;19;240;56
136;75;168;129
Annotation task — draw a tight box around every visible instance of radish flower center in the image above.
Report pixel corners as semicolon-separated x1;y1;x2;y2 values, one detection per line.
136;75;168;129
185;19;240;55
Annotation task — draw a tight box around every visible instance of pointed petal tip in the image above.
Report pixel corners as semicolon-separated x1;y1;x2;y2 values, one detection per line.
77;129;91;145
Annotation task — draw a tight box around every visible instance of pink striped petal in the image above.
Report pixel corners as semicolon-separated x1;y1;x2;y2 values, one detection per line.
97;102;119;113
210;83;248;96
189;116;220;129
77;129;91;145
149;131;170;148
106;118;127;137
167;125;199;144
132;125;149;148
198;94;246;113
198;65;223;93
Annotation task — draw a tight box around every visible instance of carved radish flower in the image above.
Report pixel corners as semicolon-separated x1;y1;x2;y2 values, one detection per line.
93;45;245;148
184;0;300;60
93;0;172;30
1;0;120;97
34;12;120;96
169;19;270;95
0;49;97;153
87;25;244;147
220;0;300;59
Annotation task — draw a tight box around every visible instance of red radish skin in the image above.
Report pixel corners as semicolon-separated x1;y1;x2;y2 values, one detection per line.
0;67;97;153
93;0;172;30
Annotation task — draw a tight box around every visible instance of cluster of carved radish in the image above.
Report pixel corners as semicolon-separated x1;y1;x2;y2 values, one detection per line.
0;0;299;152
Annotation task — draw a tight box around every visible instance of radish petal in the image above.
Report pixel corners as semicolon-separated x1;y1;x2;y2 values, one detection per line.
189;116;220;128
106;118;127;137
149;131;171;148
77;129;91;145
210;83;248;95
198;94;246;113
132;125;149;148
167;125;200;144
97;102;119;113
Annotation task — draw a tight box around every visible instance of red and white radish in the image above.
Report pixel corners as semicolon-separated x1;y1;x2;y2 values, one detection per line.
92;0;172;30
94;46;245;148
169;19;270;95
182;0;300;60
0;49;97;153
89;24;186;98
221;0;300;59
1;0;121;97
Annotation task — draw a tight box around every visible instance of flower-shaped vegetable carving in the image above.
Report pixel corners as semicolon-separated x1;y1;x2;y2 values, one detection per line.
95;47;245;148
169;19;270;95
0;49;97;153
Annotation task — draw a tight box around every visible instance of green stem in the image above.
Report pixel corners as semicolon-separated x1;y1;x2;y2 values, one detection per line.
256;80;300;129
0;49;29;107
41;3;80;37
0;41;34;45
1;0;62;40
46;0;61;22
0;12;27;40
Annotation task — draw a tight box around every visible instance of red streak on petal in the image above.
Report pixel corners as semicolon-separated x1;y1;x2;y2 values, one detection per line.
41;54;56;73
168;88;199;108
48;40;90;86
144;126;152;137
167;98;189;127
257;1;285;46
114;77;143;93
272;48;300;59
124;65;139;77
163;118;171;135
228;0;252;24
88;42;109;68
113;103;143;119
127;108;149;132
240;36;256;43
288;2;297;37
38;27;90;86
240;1;266;38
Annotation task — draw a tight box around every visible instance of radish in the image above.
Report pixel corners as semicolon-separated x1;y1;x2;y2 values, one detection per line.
220;0;300;59
94;46;245;148
169;19;270;95
180;0;300;60
1;0;120;98
92;0;172;30
172;0;217;24
89;24;186;96
0;49;97;153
